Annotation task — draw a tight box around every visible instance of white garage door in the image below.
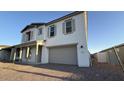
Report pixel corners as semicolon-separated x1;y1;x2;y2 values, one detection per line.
49;45;77;65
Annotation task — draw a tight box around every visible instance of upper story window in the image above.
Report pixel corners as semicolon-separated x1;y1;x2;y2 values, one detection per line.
24;31;33;42
66;20;72;33
63;19;75;34
48;25;56;37
38;28;42;35
26;32;31;41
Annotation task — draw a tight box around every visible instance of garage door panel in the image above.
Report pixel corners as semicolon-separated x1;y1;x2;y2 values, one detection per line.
49;45;77;65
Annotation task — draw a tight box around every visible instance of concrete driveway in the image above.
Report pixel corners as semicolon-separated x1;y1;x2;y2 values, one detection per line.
0;61;123;81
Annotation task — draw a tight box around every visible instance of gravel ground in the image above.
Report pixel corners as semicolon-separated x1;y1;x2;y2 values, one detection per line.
0;61;123;81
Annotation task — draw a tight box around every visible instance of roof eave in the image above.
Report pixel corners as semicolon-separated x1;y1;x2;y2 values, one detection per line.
46;11;84;26
21;11;84;33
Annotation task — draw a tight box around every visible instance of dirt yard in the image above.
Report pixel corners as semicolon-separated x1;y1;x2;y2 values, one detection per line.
0;61;123;81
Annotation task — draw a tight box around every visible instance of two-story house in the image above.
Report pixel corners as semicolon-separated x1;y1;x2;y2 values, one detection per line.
5;11;90;67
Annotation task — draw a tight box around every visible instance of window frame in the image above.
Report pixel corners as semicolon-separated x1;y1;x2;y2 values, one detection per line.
65;19;72;33
49;25;56;38
63;19;75;35
26;31;31;41
38;28;42;35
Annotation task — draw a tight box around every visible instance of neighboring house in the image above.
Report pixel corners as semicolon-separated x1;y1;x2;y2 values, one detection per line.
1;11;90;67
0;45;10;60
94;43;124;66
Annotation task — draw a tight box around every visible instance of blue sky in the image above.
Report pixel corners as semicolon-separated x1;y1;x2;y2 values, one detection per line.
0;11;124;53
88;12;124;53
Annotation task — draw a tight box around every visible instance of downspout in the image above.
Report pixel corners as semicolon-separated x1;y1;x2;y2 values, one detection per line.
84;11;88;48
83;11;91;66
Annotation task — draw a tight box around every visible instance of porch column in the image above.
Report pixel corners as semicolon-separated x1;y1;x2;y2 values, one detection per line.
19;48;22;62
35;44;39;63
26;47;29;62
13;48;16;62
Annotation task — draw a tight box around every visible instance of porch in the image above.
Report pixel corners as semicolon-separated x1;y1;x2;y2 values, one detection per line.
10;40;44;64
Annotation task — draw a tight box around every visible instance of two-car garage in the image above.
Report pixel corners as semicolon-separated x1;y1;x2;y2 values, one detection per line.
49;45;78;65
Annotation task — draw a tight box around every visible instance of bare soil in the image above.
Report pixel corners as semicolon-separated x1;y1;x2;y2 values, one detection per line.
0;61;123;81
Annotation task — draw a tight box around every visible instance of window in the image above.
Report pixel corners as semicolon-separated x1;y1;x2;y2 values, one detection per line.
38;28;42;35
49;25;56;37
63;19;75;34
26;32;31;41
66;20;72;33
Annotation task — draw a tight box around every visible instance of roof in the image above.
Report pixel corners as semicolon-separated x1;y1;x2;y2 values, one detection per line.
97;43;124;53
46;11;84;26
21;11;84;33
21;23;46;33
0;45;12;51
0;45;10;47
1;40;44;51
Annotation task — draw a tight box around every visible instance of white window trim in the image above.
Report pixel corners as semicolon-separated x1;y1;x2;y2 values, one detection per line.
63;18;75;35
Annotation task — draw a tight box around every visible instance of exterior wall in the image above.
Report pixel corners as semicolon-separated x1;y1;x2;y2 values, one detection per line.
41;46;49;64
21;48;27;62
21;26;45;43
0;50;11;61
43;13;90;67
37;26;46;40
0;51;3;59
